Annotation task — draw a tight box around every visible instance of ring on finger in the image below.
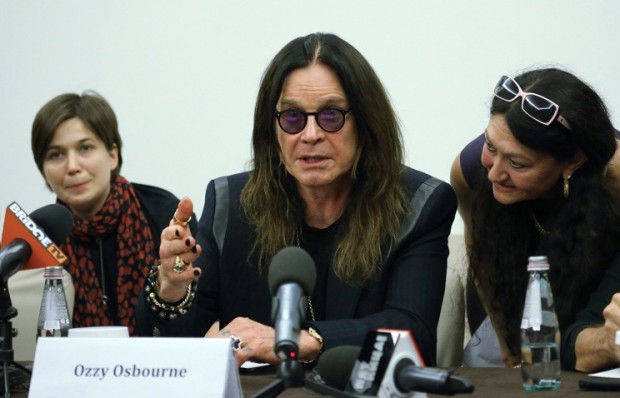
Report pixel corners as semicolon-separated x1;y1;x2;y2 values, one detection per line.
173;255;189;274
172;211;192;227
230;335;243;352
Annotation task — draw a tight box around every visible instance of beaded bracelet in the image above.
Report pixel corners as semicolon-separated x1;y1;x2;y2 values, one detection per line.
145;261;197;320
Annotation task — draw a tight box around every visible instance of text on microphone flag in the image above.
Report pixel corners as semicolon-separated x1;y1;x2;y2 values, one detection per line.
1;202;68;268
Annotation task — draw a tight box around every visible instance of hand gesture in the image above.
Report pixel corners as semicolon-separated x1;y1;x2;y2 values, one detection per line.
158;197;202;302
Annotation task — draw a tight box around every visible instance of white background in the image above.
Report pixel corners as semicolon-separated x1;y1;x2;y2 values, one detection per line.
1;0;619;236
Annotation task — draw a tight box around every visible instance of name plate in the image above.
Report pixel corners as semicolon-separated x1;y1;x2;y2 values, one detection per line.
30;337;242;398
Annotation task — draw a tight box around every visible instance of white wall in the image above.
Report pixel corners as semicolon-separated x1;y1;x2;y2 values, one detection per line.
1;0;619;237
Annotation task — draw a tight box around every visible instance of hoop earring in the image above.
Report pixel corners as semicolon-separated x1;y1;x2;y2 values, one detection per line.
563;175;571;199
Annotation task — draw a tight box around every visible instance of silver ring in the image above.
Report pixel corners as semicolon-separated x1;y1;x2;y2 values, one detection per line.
230;335;242;352
173;255;188;274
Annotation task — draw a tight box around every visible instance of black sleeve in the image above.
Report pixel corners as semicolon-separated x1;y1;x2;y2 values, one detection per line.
561;250;620;370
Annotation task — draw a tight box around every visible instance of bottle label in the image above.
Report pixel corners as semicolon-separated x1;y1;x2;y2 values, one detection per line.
539;275;556;308
37;280;71;337
521;275;542;331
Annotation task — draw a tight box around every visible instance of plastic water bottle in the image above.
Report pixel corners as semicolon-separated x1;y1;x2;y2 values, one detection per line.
36;266;71;338
520;256;561;391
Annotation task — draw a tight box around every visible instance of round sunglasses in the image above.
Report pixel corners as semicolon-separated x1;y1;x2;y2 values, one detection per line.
274;108;351;134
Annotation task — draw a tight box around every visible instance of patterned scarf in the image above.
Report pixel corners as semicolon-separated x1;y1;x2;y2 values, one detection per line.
60;175;155;335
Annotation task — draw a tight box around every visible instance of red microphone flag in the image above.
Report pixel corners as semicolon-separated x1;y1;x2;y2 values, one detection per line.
0;202;67;269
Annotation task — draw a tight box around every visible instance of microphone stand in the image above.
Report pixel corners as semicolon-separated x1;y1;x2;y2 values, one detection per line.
250;357;305;398
0;284;31;398
257;253;314;398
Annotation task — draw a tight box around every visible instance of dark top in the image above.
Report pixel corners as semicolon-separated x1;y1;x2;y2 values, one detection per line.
459;132;620;369
136;167;457;366
84;183;196;325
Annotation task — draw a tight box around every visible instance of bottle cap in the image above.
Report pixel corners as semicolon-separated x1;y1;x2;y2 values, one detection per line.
43;266;64;279
527;255;549;271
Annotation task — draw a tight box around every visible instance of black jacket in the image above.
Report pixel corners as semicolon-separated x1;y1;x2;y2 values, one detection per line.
136;168;456;365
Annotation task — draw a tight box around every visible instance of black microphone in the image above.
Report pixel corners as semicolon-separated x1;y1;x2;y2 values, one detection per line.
393;358;474;395
0;204;73;285
29;204;73;245
303;346;361;398
0;240;32;286
313;345;474;396
317;346;362;390
268;246;316;361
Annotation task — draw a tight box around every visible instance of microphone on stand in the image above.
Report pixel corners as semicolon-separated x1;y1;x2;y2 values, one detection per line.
268;246;316;361
0;202;72;276
307;336;474;396
0;242;32;288
0;203;73;310
251;246;316;398
0;202;73;394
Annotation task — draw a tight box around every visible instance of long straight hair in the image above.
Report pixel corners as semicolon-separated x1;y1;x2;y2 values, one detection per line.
241;33;407;285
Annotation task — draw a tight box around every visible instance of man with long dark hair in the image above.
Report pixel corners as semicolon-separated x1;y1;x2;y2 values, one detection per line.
137;33;456;367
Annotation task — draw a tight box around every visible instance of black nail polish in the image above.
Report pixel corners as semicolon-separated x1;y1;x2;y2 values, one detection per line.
185;238;191;247
191;245;197;254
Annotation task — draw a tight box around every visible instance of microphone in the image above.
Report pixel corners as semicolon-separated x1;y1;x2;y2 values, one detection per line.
317;346;362;390
304;346;361;398
0;240;32;286
29;203;73;246
393;358;474;395
310;337;474;396
0;202;72;272
268;246;316;361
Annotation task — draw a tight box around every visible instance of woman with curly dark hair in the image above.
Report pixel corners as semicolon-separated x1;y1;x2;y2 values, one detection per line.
451;68;620;372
